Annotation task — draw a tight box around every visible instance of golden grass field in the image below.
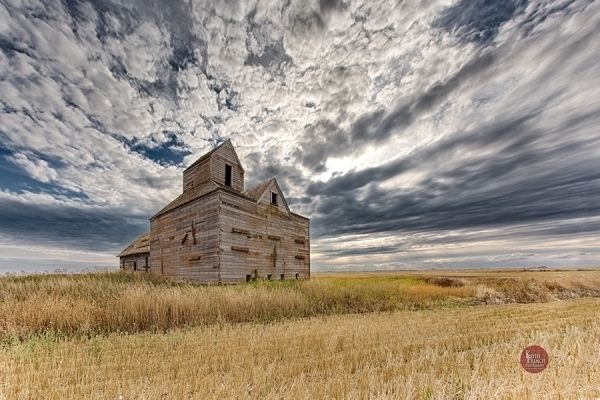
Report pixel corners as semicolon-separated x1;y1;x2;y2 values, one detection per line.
1;269;600;399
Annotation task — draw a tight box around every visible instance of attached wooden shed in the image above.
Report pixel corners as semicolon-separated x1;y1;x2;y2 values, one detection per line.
118;232;150;271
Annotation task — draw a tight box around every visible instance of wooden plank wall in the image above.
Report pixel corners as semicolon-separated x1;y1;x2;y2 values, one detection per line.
182;158;211;191
211;145;244;191
218;190;310;283
182;143;244;192
149;191;220;282
120;254;149;271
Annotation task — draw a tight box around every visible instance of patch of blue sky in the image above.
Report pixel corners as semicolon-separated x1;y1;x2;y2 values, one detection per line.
123;132;191;167
0;146;87;199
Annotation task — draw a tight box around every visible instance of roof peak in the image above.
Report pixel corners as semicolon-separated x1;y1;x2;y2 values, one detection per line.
243;177;284;205
183;139;236;173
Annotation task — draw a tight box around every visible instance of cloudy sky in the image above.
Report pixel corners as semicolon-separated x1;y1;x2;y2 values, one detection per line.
0;0;599;272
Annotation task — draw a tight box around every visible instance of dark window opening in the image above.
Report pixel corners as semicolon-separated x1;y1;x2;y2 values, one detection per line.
145;256;149;271
246;274;251;283
271;192;278;205
295;273;299;280
225;164;232;186
280;274;285;280
133;261;137;272
267;274;272;280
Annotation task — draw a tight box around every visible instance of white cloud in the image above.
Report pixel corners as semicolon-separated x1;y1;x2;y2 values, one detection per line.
8;153;58;183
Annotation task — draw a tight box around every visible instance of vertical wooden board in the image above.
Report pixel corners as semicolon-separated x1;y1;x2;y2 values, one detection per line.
182;158;211;191
256;180;290;214
149;191;220;282
210;142;244;191
120;254;149;271
218;191;309;282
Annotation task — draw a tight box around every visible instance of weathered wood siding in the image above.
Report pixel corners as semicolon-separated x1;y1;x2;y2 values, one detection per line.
182;142;243;193
120;254;149;271
149;191;220;282
218;189;310;283
256;180;290;213
211;143;244;191
183;158;211;191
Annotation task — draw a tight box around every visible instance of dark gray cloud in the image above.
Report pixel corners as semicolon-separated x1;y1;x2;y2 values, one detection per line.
0;195;147;252
309;109;600;238
319;0;348;14
434;0;529;44
245;7;293;73
518;0;578;36
294;51;497;170
245;148;308;190
245;38;293;72
325;244;404;257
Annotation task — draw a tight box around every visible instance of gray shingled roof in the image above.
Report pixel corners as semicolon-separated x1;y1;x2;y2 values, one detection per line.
152;181;219;219
152;177;300;220
182;141;226;173
119;232;150;257
243;178;275;201
182;139;245;173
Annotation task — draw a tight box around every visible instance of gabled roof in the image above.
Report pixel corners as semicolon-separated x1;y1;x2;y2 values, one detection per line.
152;181;219;219
183;139;245;173
269;178;291;213
150;178;309;222
119;232;149;257
244;177;291;213
244;178;275;201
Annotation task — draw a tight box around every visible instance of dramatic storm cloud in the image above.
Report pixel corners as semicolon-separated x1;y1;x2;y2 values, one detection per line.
0;0;599;271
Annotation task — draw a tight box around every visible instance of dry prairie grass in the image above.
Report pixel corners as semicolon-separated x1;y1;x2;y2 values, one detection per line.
0;272;474;340
2;298;599;399
2;270;600;341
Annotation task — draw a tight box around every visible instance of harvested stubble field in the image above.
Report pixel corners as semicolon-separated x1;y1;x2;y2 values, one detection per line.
1;269;600;399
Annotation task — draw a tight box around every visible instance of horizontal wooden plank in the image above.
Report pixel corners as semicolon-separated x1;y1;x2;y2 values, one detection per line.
231;245;250;253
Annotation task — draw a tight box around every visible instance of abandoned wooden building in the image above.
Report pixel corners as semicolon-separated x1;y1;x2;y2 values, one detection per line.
118;140;310;283
118;232;149;271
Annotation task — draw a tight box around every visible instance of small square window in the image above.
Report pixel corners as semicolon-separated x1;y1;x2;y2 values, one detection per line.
280;273;285;280
271;192;278;205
